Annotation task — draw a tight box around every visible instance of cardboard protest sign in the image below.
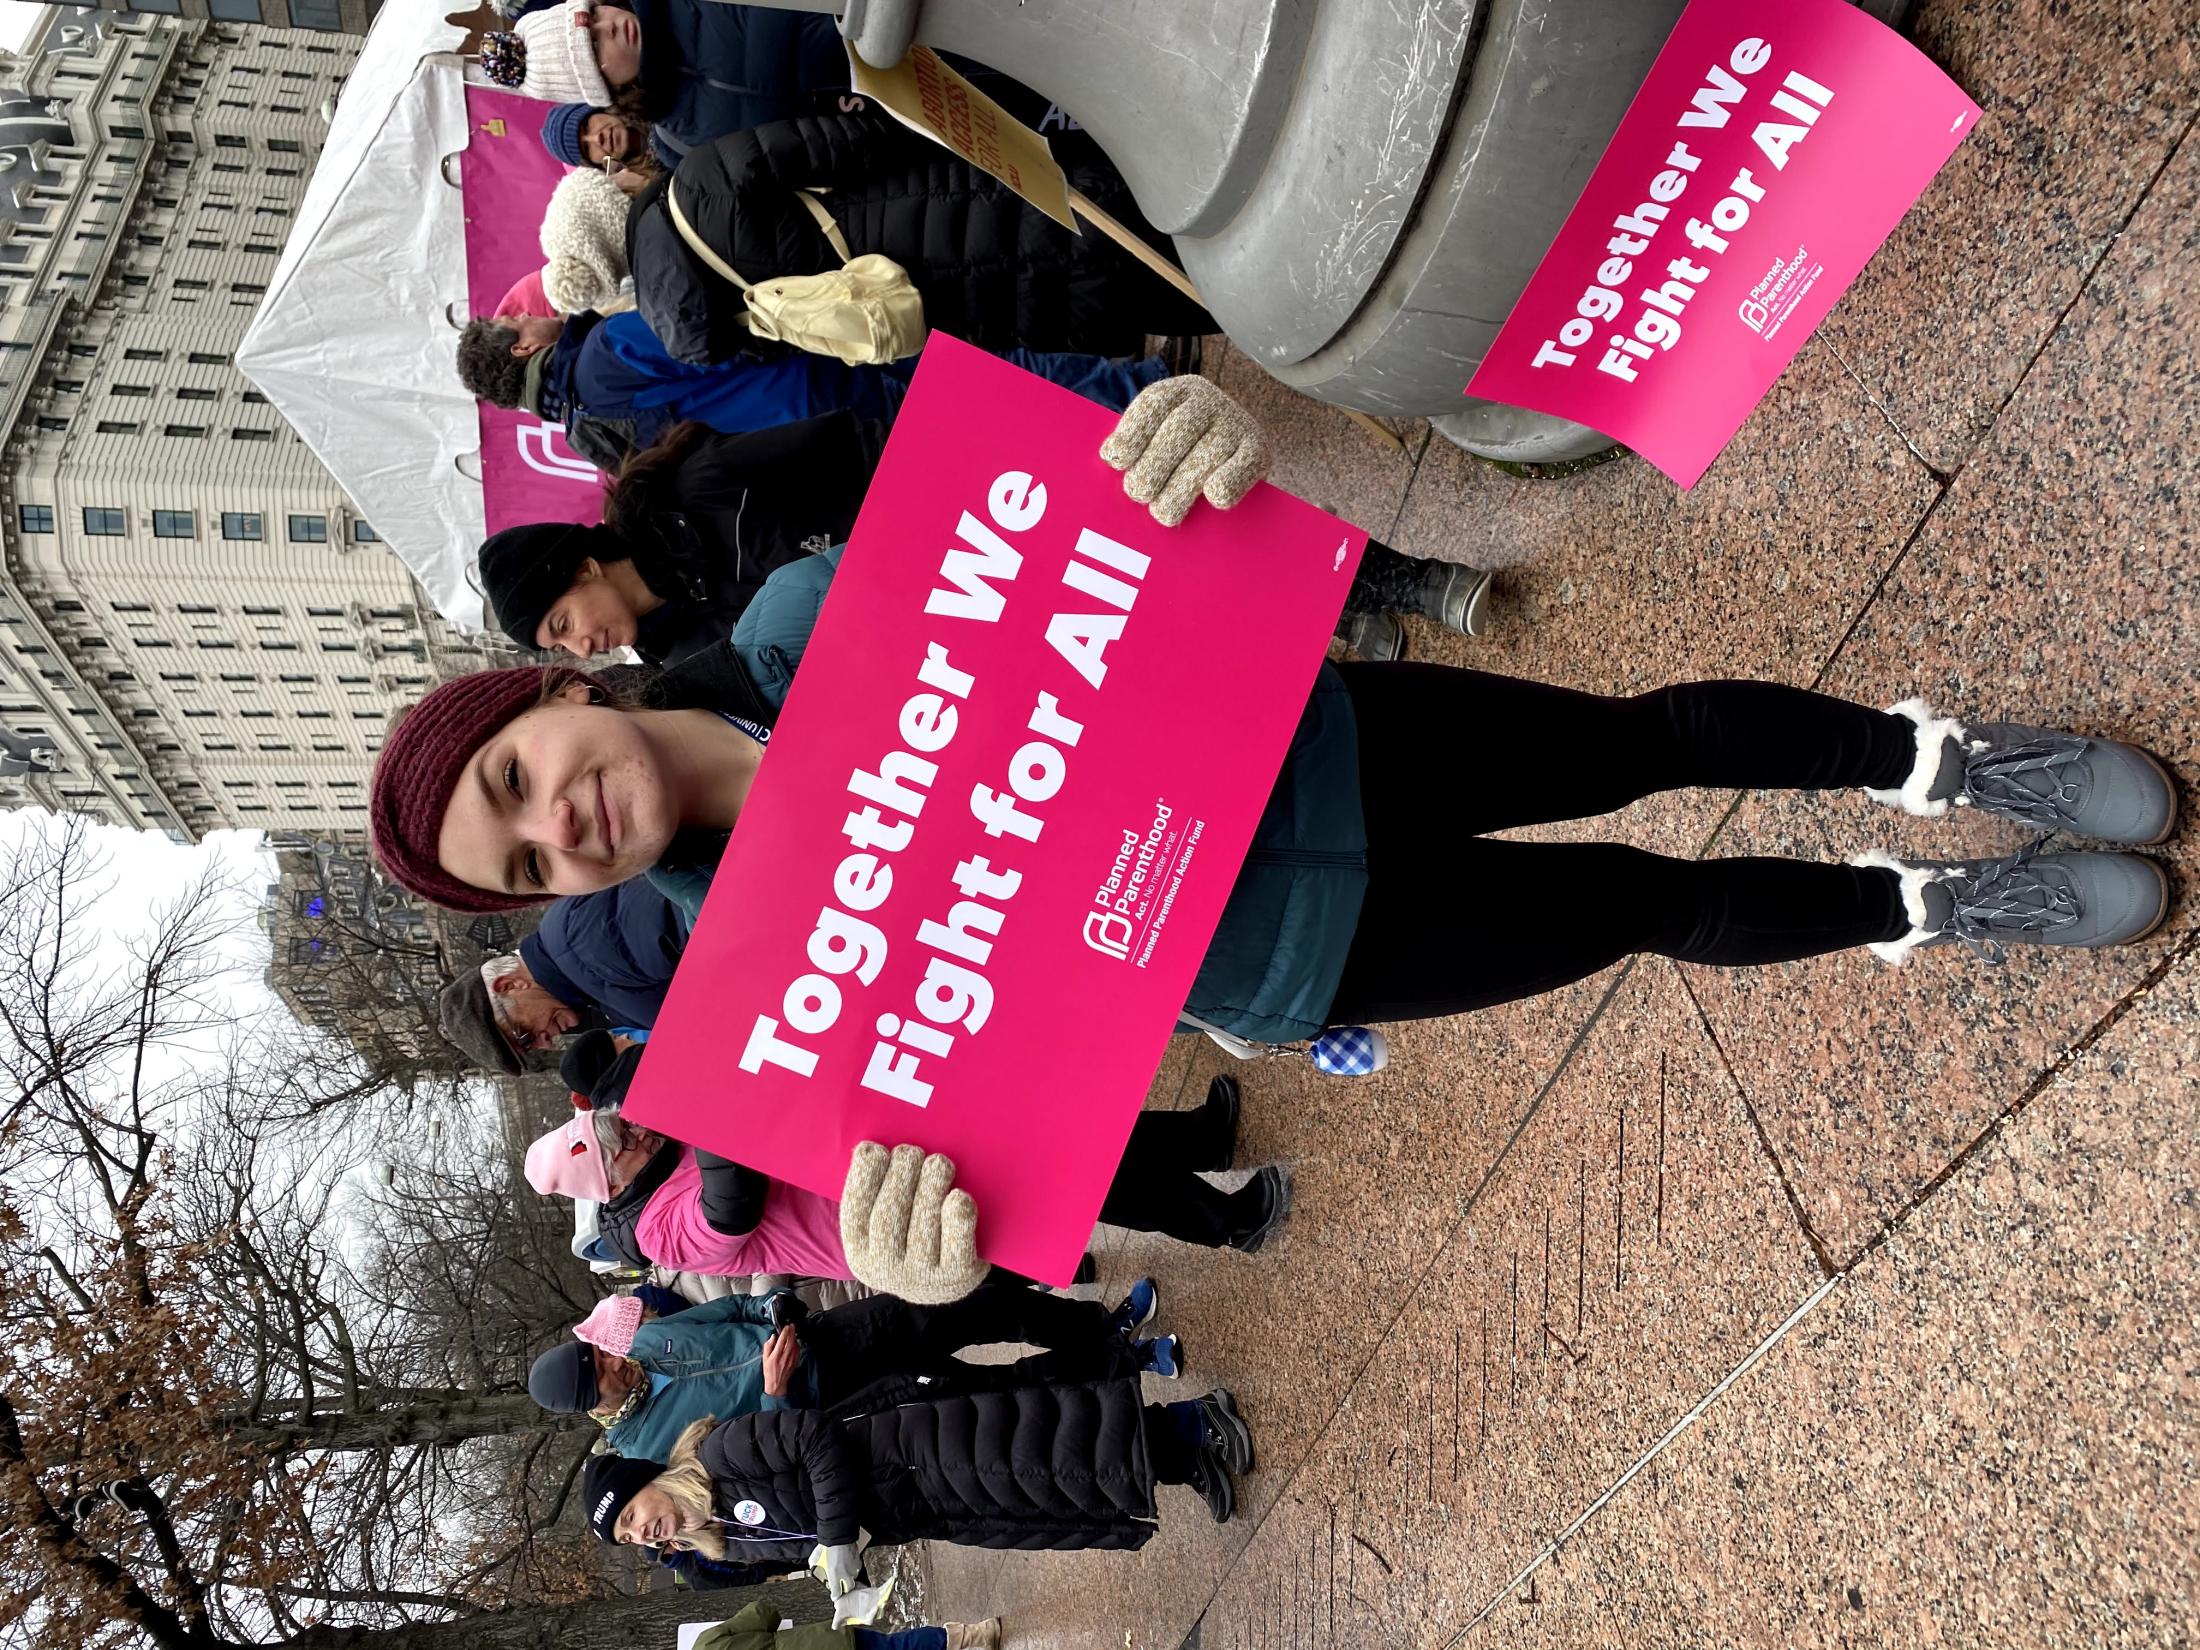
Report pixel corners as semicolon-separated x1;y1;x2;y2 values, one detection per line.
459;86;604;530
623;338;1364;1282
1465;0;1979;487
849;43;1076;229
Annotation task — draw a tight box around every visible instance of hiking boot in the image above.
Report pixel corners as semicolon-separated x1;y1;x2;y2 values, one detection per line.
1110;1277;1159;1338
1202;1073;1241;1171
1197;1387;1255;1474
1229;1166;1293;1254
1136;1333;1184;1378
1858;845;2172;964
1871;700;2178;845
1185;1441;1236;1523
942;1622;1002;1650
1410;562;1493;638
1340;610;1405;661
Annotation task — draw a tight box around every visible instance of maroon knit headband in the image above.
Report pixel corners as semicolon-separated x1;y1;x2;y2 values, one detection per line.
369;665;583;913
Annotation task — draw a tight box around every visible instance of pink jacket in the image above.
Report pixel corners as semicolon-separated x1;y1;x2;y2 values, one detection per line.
635;1147;852;1280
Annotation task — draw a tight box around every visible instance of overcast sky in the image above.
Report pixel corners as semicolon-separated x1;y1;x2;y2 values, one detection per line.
0;3;46;57
0;804;283;1022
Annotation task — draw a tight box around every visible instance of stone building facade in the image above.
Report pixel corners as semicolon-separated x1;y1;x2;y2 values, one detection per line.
0;7;498;838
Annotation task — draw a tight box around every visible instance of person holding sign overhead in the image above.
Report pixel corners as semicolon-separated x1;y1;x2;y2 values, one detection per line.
370;372;2176;1305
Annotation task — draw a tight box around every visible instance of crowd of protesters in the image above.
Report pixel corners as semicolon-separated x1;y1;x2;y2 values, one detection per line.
405;1;2181;1635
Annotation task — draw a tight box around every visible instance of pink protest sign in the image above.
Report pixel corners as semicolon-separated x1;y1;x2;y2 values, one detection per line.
623;337;1365;1282
458;86;603;530
1465;0;1979;487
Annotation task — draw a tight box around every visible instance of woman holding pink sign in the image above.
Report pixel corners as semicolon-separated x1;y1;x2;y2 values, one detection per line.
370;373;2177;1305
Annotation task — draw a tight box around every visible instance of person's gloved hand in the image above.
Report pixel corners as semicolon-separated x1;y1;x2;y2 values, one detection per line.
830;1579;895;1629
1100;375;1271;527
820;1540;865;1590
838;1142;986;1305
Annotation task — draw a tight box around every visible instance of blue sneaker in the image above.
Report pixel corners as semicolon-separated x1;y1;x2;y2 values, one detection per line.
1110;1277;1158;1337
1136;1334;1183;1379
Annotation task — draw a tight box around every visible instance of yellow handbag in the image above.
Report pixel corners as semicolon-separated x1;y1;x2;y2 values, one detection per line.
667;183;929;367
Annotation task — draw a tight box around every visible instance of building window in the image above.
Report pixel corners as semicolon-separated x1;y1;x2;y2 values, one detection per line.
110;125;146;140
187;238;222;252
176;387;218;402
231;428;273;443
113;385;152;398
153;510;195;538
96;421;141;436
17;505;53;533
188;352;230;366
221;513;263;540
287;515;327;543
84;508;126;535
129;0;184;12
174;280;210;293
352;521;380;543
165;425;208;439
267;139;303;154
215;135;246;150
232;283;266;297
124;349;166;363
35;417;67;433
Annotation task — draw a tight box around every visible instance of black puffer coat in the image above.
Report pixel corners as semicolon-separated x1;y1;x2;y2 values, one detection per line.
696;1379;1157;1555
607;413;887;666
626;113;1216;368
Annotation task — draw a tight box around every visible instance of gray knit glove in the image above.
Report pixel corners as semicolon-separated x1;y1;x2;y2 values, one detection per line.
837;1142;986;1305
1100;376;1271;527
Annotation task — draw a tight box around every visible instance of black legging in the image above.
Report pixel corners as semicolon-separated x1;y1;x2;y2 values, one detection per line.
1326;666;1921;1022
1097;1094;1262;1249
806;1282;1133;1407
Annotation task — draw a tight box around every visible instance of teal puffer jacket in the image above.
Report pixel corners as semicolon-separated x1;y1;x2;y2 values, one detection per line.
649;550;1368;1043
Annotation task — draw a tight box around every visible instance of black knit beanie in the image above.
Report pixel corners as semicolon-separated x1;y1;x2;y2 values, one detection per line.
582;1451;665;1544
528;1340;599;1414
477;521;629;650
559;1028;626;1102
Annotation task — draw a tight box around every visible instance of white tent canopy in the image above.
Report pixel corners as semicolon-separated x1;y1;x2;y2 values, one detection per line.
238;0;489;629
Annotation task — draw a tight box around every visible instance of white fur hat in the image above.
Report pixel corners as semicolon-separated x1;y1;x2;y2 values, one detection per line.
514;0;614;108
539;166;633;314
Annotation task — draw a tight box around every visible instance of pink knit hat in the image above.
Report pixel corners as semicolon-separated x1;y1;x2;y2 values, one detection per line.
523;1114;611;1202
368;665;581;914
573;1294;644;1356
495;267;555;320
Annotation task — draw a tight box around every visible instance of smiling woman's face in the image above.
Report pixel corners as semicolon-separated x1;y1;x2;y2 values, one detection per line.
585;4;643;87
613;1481;685;1548
434;685;677;901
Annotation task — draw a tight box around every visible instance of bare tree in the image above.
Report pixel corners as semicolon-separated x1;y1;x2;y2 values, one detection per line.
0;820;811;1649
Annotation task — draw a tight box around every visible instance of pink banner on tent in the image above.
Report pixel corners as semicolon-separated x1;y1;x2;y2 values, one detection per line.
622;337;1365;1283
1465;0;1979;488
459;86;602;532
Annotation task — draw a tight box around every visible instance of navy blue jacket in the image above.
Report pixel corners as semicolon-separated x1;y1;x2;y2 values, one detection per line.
634;0;851;171
518;880;690;1031
565;311;908;452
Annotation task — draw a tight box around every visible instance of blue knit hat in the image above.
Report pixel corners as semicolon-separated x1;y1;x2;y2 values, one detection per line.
541;101;590;167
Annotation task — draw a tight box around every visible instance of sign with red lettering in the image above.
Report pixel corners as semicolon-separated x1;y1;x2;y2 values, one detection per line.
1465;0;1978;487
622;338;1364;1283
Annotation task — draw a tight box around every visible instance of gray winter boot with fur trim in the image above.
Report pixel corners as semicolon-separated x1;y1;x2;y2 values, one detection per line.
1868;699;2178;845
1857;844;2171;963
